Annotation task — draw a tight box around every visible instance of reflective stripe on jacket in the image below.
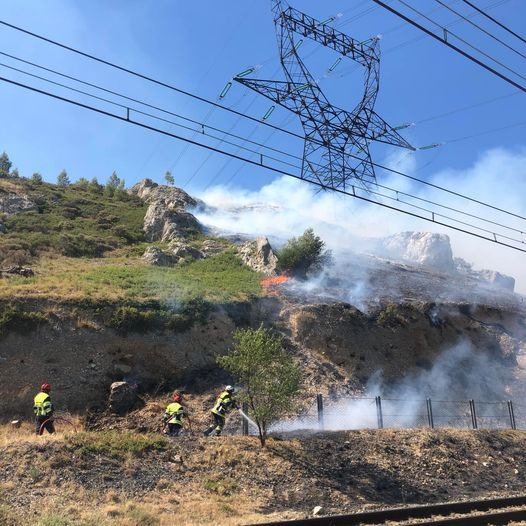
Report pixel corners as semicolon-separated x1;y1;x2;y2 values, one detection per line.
211;391;234;417
165;402;184;425
34;392;53;416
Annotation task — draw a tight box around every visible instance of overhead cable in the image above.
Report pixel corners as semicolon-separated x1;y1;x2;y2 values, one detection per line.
433;0;526;60
460;0;526;45
2;74;526;253
370;0;526;93
0;19;305;141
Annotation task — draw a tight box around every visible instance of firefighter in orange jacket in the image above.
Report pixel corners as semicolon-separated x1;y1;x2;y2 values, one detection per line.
203;385;238;436
34;383;55;435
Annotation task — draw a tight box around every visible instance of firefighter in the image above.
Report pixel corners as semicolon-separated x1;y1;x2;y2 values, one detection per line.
203;385;238;436
34;383;55;435
163;393;188;437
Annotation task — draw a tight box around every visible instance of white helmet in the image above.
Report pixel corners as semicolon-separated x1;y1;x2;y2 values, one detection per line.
225;385;234;392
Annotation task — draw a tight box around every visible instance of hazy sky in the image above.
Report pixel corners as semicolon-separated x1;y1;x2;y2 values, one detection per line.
1;0;525;284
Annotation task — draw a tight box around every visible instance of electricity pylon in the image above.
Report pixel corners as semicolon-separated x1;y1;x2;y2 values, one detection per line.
234;0;415;190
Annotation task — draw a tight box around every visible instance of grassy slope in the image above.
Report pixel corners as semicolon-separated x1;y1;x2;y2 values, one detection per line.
0;178;263;306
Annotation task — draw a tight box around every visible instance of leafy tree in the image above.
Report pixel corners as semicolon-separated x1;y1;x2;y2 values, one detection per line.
0;152;12;178
104;171;126;199
218;325;301;447
88;177;103;195
31;172;43;185
276;228;332;279
164;170;175;186
57;169;70;187
10;168;19;178
73;177;90;190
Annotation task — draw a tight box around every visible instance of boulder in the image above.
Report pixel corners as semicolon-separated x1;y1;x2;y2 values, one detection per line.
378;232;454;272
108;381;137;414
170;241;205;263
238;237;278;276
142;246;176;267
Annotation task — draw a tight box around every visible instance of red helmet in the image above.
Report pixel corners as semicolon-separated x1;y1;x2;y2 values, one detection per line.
172;393;182;402
41;383;51;392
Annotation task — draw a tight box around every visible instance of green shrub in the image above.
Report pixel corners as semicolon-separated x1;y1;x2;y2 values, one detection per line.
109;306;158;333
203;476;237;496
276;228;331;279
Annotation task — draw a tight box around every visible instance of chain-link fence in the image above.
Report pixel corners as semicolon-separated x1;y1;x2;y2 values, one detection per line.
265;395;519;435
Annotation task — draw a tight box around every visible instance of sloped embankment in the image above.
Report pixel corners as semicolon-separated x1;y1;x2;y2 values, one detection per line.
1;428;526;525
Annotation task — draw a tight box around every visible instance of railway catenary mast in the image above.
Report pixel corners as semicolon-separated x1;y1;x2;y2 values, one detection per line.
234;0;415;191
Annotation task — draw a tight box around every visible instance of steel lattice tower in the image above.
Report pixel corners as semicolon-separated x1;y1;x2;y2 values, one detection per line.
234;0;415;190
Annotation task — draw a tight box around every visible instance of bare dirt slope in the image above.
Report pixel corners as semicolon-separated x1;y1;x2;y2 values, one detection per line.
1;425;526;525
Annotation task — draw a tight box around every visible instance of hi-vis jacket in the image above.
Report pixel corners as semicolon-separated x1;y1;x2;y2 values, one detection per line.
164;402;184;425
34;392;53;416
211;391;236;418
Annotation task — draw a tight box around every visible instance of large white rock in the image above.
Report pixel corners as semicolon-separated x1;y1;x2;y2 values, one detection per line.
129;179;203;242
379;232;454;271
238;237;278;276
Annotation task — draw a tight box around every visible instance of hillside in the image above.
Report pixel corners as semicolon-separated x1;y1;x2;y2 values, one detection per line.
2;174;526;524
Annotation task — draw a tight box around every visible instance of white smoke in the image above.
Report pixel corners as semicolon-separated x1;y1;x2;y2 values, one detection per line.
194;147;526;294
272;340;514;432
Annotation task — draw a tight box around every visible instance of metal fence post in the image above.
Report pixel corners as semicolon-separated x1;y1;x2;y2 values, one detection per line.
508;400;517;430
469;399;478;429
317;394;324;430
375;396;384;429
242;402;249;436
426;398;434;429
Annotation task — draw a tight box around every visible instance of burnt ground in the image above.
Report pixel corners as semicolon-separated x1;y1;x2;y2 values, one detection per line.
2;425;526;525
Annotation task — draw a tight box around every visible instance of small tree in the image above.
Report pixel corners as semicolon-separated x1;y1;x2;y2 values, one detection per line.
31;172;43;185
57;169;70;187
105;171;126;199
218;325;301;446
0;152;12;178
277;228;332;279
164;170;175;186
88;177;103;195
10;168;19;178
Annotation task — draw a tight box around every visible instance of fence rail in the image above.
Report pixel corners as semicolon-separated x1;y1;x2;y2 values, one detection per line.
262;396;524;434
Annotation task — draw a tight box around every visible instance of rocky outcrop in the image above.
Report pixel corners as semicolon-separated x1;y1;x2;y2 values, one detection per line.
129;179;203;242
141;246;176;267
476;270;515;292
378;232;454;272
238;237;278;276
0;191;36;215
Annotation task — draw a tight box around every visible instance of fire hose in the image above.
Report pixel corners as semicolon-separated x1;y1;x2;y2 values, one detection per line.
39;416;78;435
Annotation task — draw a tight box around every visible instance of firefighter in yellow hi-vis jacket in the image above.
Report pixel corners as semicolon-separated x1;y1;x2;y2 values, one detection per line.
34;383;54;435
163;393;188;437
203;385;238;436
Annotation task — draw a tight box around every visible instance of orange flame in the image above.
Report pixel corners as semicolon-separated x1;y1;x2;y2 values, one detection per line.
260;275;290;287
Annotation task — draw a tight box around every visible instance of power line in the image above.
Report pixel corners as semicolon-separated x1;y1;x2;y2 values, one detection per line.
460;0;526;45
394;0;526;81
2;73;526;255
433;0;526;60
0;19;305;141
2;53;525;226
370;0;526;92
